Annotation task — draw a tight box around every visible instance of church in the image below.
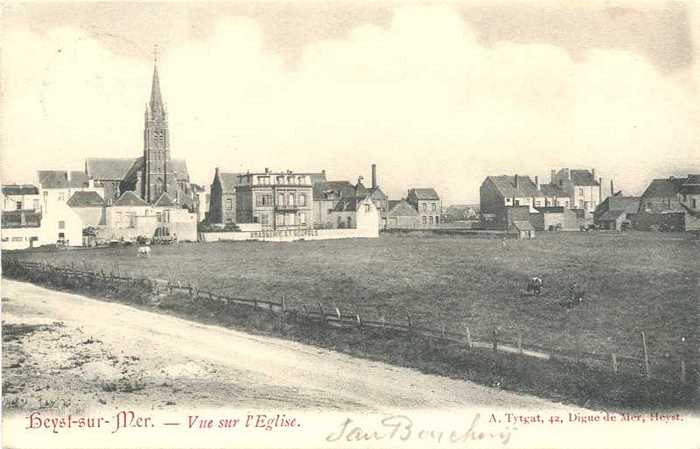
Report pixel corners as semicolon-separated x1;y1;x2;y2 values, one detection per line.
85;58;192;208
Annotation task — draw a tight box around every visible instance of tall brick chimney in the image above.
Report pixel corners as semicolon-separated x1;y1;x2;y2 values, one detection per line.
610;179;614;196
535;175;540;189
371;164;377;189
514;174;519;189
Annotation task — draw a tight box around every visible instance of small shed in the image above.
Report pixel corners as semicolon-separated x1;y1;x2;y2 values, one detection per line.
510;220;535;239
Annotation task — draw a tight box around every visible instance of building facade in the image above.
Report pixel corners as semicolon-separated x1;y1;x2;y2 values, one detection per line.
235;170;315;230
479;175;544;230
386;199;421;229
407;188;442;227
634;175;700;231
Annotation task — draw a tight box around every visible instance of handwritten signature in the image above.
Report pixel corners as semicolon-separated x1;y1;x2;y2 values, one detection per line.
326;413;513;446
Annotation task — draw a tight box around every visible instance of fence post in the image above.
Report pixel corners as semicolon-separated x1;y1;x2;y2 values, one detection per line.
641;331;650;377
680;360;686;384
611;353;618;374
318;301;325;324
465;326;472;350
281;295;286;313
518;332;523;355
492;326;498;353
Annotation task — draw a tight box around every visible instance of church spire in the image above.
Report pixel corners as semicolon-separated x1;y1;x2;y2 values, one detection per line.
149;45;164;118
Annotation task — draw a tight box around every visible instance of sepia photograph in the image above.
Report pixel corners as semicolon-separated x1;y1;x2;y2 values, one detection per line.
1;1;698;448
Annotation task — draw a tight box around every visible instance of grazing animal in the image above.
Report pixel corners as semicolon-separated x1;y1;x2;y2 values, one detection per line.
563;282;585;307
527;277;543;296
137;246;151;258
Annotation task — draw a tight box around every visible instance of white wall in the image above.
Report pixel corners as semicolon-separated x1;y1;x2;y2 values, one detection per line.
40;202;83;247
1;227;42;250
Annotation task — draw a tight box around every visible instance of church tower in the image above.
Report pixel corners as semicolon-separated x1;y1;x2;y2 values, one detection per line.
142;53;176;203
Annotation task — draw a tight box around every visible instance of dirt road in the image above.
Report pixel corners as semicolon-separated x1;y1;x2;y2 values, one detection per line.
2;279;572;413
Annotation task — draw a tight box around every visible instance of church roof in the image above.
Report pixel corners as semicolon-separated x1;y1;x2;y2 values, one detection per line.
86;158;136;180
113;190;149;207
149;62;165;117
170;159;190;181
153;192;177;207
38;170;91;189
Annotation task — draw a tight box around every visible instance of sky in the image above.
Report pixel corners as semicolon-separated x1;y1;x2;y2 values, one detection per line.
2;1;699;204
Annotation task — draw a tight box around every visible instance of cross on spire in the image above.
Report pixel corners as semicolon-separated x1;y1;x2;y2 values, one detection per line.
153;44;159;65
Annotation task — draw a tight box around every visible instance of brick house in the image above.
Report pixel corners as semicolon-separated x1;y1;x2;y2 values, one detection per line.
479;175;544;230
407;188;442;227
312;180;355;228
208;168;243;224
593;193;640;231
634;175;700;231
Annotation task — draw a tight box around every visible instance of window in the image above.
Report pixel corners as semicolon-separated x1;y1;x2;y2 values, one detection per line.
347;216;352;228
16;201;22;210
260;214;268;225
288;193;295;206
299;194;306;207
156;212;162;222
58;232;65;239
58;221;65;229
693;199;697;209
422;216;427;224
32;199;39;210
578;188;584;195
431;203;436;211
12;237;24;242
364;204;371;213
297;176;305;184
287;176;294;184
429;216;434;224
299;212;306;225
514;199;520;206
337;216;344;228
278;193;285;206
276;176;284;184
226;198;233;210
276;214;284;226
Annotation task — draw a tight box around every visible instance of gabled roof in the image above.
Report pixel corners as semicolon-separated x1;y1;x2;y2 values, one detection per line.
641;177;686;198
112;190;149;207
121;156;145;181
569;170;600;186
388;199;419;217
153;192;177;207
38;170;91;189
2;184;39;196
67;191;105;207
408;188;440;200
218;172;244;192
332;198;367;212
539;183;568;197
607;196;640;213
313;181;356;201
366;186;388;200
85;158;136;180
485;176;544;198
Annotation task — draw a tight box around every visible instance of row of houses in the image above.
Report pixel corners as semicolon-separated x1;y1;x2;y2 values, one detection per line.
479;168;700;234
208;164;443;231
1;176;200;250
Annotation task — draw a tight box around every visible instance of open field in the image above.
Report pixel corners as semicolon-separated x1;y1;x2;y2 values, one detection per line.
11;232;699;364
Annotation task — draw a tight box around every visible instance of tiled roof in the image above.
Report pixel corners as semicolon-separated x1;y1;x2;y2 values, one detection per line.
569;170;600;186
366;186;388;200
313;181;356;201
539;184;568;197
641;178;686;198
408;188;440;200
38;170;91;189
388;199;418;217
153;192;177;207
219;172;244;192
1;210;42;228
2;184;39;196
67;191;105;207
607;196;640;213
85;158;136;180
332;198;364;212
486;176;544;198
112;190;148;207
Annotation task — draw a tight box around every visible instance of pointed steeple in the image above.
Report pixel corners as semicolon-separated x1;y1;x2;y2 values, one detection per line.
149;46;165;118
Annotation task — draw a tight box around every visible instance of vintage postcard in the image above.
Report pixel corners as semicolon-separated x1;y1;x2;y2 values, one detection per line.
1;1;698;448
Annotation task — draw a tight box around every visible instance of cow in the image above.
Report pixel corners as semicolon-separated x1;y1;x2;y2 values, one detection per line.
527;277;543;296
563;282;585;308
137;246;151;258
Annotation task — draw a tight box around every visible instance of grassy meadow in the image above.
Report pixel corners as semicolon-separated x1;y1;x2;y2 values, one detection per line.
13;231;699;363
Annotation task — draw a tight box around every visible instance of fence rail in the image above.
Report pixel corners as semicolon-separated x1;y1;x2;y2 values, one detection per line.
2;258;694;385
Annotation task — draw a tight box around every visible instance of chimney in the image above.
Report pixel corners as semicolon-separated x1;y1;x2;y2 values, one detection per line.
535;176;540;189
321;169;326;178
591;168;596;180
550;169;556;184
610;179;614;196
265;167;270;174
514;174;519;189
371;164;377;189
215;167;220;177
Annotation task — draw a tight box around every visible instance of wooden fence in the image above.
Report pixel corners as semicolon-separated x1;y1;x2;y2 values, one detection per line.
2;258;694;385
